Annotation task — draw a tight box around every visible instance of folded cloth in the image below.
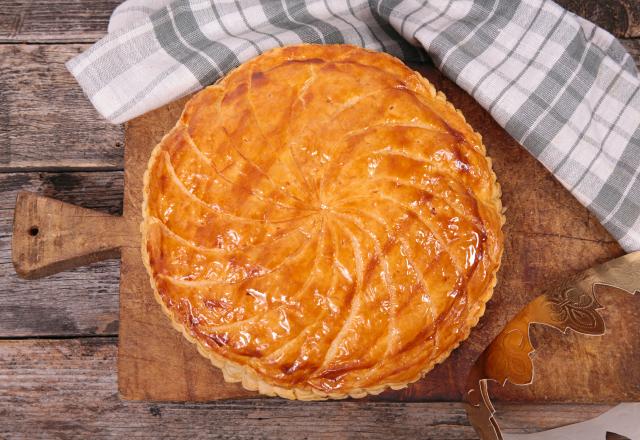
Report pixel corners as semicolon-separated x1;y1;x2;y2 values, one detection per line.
67;0;640;252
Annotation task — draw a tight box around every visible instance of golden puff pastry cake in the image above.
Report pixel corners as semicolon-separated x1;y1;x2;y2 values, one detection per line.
142;44;504;400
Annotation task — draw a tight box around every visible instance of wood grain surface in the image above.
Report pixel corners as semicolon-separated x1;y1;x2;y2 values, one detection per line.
1;0;639;437
0;172;121;337
0;170;623;435
0;44;123;172
0;0;122;42
0;338;615;440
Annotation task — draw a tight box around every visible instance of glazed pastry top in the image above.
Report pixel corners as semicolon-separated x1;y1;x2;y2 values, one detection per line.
142;44;503;399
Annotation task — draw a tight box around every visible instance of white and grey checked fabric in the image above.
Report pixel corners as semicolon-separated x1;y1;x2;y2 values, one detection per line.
67;0;640;252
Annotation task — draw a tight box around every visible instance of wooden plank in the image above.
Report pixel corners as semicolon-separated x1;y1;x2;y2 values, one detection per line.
0;172;122;337
0;0;119;43
0;44;124;172
557;0;640;38
0;337;615;439
0;40;637;171
0;0;637;42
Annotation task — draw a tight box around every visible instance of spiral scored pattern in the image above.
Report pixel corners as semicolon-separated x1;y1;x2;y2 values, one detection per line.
142;45;504;400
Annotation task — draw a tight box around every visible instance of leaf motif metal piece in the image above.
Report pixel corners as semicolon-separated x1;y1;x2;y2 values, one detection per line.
546;282;605;335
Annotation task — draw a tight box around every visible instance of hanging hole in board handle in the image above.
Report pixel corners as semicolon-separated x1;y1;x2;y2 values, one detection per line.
28;226;39;237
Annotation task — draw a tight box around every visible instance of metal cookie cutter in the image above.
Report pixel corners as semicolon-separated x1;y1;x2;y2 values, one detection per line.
464;252;640;439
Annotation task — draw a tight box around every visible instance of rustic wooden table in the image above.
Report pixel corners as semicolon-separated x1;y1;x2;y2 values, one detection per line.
1;1;639;438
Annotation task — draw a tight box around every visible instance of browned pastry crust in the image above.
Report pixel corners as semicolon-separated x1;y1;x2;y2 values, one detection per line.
141;44;504;400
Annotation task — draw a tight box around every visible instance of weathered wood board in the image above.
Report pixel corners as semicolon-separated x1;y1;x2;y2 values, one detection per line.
12;64;639;403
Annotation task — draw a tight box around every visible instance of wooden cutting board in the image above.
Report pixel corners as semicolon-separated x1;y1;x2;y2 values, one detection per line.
12;64;639;403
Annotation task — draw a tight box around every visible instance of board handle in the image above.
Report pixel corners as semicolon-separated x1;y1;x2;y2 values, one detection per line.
12;191;130;279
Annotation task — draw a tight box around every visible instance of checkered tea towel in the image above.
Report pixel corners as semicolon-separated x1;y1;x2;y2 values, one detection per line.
67;0;640;252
